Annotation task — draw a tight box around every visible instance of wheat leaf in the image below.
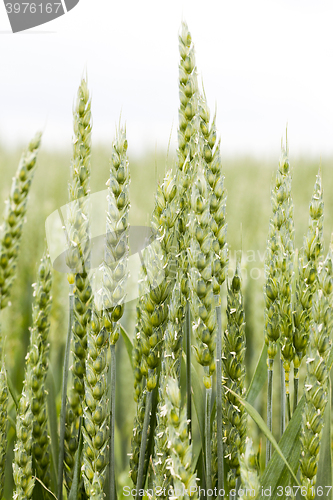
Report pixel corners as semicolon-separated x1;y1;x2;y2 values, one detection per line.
246;343;267;406
259;395;304;497
68;421;83;500
119;324;134;371
227;387;300;488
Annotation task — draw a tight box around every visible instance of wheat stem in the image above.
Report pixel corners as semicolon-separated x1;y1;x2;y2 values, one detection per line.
215;295;224;497
185;302;192;442
205;384;212;498
280;358;286;434
293;375;299;412
136;386;152;499
57;283;74;500
266;361;273;465
0;364;8;500
110;343;116;500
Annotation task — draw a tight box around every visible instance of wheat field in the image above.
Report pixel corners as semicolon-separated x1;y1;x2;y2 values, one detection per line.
0;22;333;500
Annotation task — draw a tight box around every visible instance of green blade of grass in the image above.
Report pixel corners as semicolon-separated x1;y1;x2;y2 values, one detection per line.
227;387;300;488
190;359;205;451
6;369;19;410
45;365;59;494
246;343;267;406
259;395;305;497
68;419;83;500
119;325;134;371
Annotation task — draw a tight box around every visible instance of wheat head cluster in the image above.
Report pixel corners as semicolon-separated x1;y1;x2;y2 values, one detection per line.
0;22;332;500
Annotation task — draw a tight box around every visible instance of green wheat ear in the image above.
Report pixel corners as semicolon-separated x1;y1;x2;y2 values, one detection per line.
188;171;216;383
165;376;198;500
153;282;183;497
12;250;53;500
239;438;260;498
0;132;42;499
293;168;324;409
275;147;294;405
300;241;331;500
176;20;199;306
222;259;247;490
0;132;42;311
264;142;295;459
64;76;92;498
82;300;109;499
29;251;53;488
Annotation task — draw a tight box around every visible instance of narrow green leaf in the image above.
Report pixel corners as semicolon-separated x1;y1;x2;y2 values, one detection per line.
119;325;134;371
46;365;59;493
260;349;333;498
68;421;83;500
227;387;300;488
316;378;332;500
190;360;205;453
246;343;267;406
6;369;19;410
260;395;305;497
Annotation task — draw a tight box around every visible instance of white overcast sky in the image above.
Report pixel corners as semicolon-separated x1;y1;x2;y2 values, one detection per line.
0;0;332;157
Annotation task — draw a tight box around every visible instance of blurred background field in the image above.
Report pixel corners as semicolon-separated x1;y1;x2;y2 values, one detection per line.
1;143;333;496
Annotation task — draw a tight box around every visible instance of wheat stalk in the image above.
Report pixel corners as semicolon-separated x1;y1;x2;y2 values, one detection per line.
0;367;8;499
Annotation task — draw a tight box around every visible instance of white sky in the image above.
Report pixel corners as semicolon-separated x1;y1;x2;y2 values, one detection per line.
0;0;332;157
